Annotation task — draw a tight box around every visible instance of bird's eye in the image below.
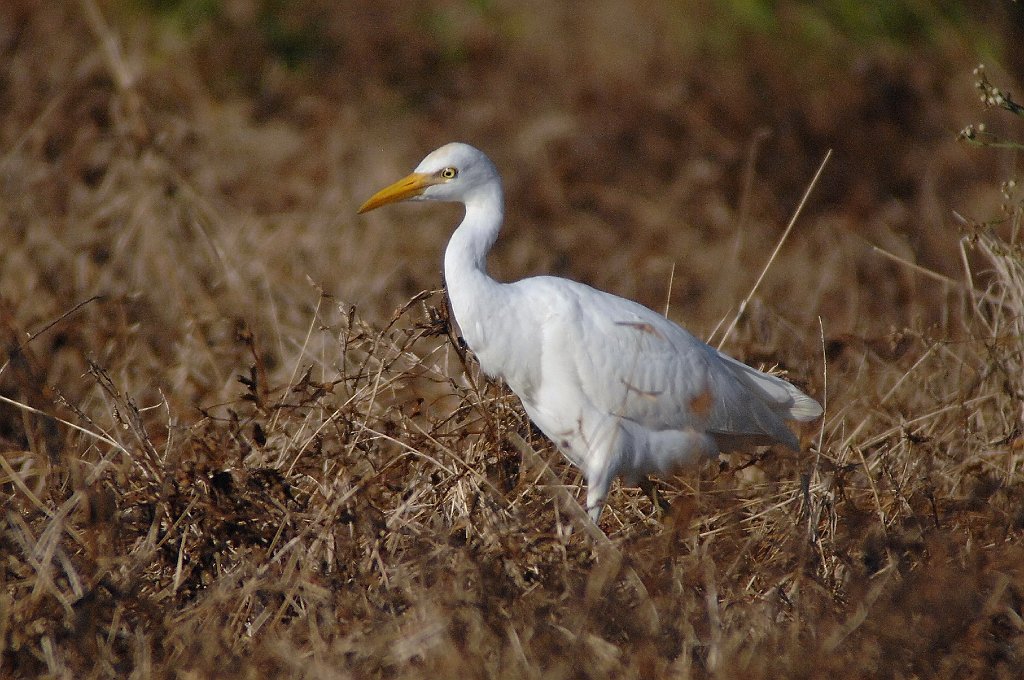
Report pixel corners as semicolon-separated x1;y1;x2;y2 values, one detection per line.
440;167;458;180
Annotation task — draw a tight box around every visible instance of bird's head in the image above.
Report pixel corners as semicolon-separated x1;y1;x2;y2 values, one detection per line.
358;142;500;213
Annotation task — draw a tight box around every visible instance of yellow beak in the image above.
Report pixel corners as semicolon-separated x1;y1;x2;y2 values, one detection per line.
357;172;436;213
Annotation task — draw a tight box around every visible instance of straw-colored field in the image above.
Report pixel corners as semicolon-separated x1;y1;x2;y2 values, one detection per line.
2;1;1024;677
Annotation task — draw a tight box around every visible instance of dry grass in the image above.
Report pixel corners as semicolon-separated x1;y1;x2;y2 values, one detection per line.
2;1;1024;677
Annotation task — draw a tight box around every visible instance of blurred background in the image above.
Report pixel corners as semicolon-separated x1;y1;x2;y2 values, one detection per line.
1;0;1023;406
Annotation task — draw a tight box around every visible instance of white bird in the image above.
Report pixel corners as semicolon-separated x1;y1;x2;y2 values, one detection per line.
359;143;822;522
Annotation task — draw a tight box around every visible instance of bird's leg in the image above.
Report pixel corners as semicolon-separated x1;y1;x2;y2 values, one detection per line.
586;486;607;523
638;476;671;516
585;472;612;524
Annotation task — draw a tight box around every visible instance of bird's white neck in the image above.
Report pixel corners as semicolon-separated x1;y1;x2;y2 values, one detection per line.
444;184;506;351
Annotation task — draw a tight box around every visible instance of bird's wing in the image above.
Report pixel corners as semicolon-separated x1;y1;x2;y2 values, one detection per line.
519;276;716;433
515;277;818;450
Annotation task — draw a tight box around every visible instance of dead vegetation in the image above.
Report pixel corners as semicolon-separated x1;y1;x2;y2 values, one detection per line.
2;1;1024;677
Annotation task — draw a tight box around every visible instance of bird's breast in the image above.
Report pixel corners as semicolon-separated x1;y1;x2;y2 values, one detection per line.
459;310;542;403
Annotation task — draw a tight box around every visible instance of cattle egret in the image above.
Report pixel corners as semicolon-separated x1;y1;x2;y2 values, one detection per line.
359;143;822;521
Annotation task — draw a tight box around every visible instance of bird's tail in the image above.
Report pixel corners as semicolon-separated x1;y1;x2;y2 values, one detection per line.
708;351;822;452
717;352;822;421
